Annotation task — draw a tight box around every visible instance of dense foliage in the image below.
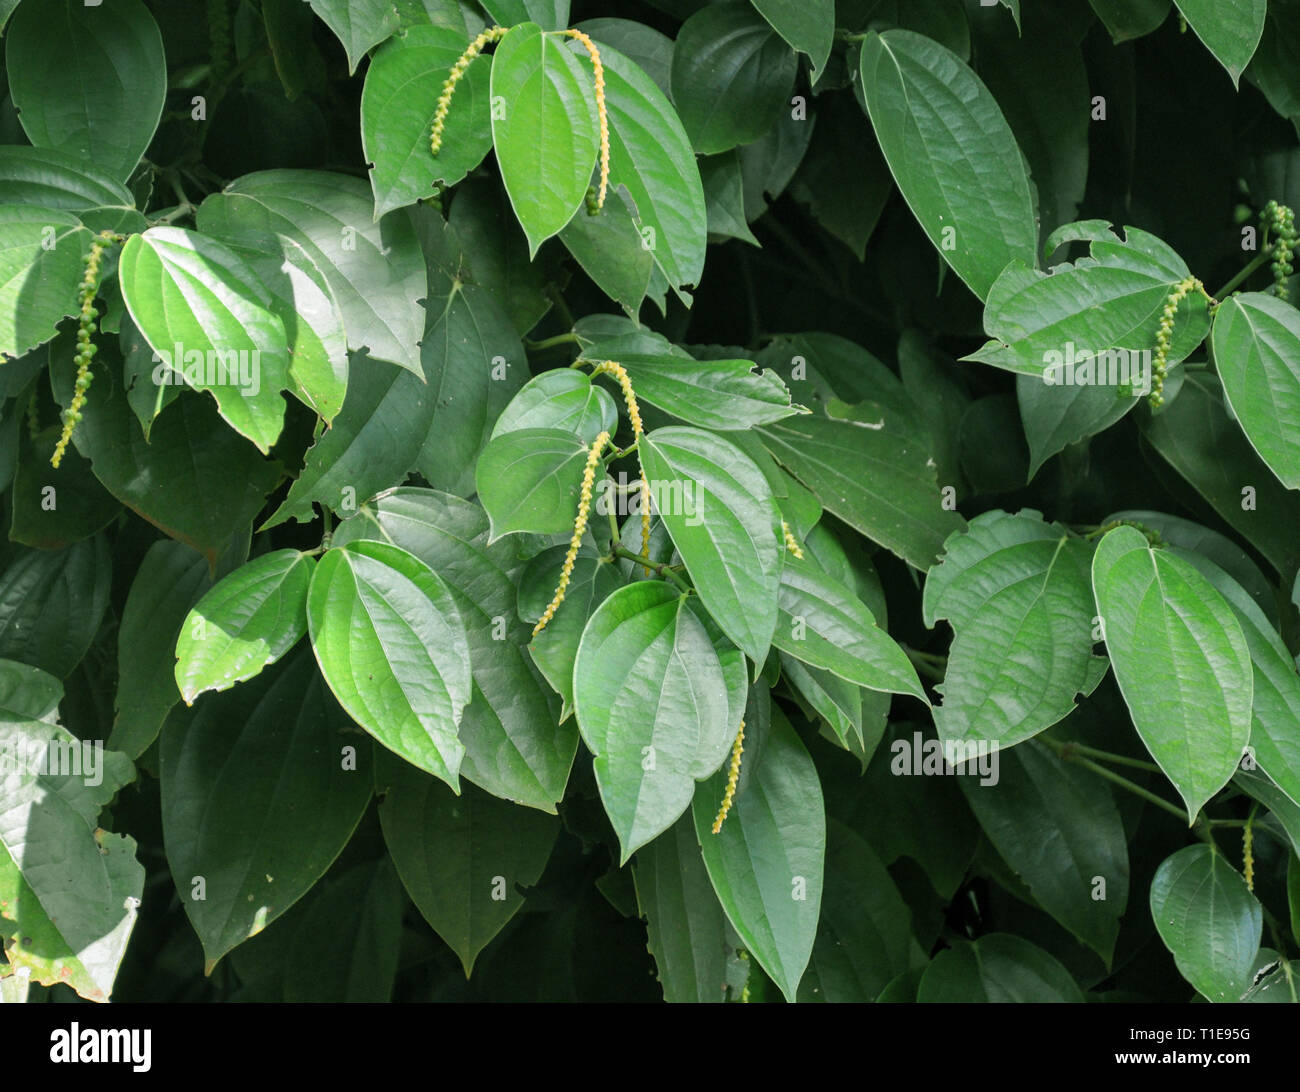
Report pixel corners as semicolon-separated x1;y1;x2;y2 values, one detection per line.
1;0;1299;1005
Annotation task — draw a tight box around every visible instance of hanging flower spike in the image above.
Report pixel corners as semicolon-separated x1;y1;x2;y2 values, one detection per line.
1243;812;1256;893
532;430;611;637
1149;275;1214;409
589;360;651;568
711;719;746;834
51;231;123;469
781;521;804;559
1263;200;1297;299
564;29;610;213
431;26;508;156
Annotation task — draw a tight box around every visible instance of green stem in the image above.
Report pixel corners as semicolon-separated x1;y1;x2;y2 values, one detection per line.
605;497;620;548
1214;247;1275;298
1041;738;1188;822
1054;741;1161;773
902;647;946;682
525;331;579;352
611;545;691;594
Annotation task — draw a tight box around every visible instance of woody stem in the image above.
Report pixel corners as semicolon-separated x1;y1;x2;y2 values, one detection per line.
611;545;690;593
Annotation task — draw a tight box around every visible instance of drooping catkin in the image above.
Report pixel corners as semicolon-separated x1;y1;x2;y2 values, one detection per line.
430;26;508;156
590;360;651;565
564;29;610;212
1149;276;1214;409
711;720;746;834
532;430;610;637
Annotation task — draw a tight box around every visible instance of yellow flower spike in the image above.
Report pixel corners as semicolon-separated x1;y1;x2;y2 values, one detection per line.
711;719;746;834
781;521;804;559
589;360;651;565
564;29;610;212
1243;814;1255;893
532;430;610;637
1149;275;1215;409
51;230;122;469
430;26;507;157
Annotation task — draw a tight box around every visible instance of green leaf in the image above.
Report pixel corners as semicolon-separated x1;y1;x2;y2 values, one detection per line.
480;0;569;31
691;702;825;1003
599;353;804;430
858;29;1037;301
5;0;165;183
377;751;558;974
701;151;760;247
282;858;406;1003
1091;526;1252;817
306;0;401;73
476;427;591;541
633;813;735;1002
0;661;142;1002
308;541;471;788
797;819;920;1002
490;22;600;255
197;171;427;376
640;426;784;664
519;546;620;718
263;360;434;529
204;230;350;424
50;337;282;568
670;3;798;156
111;541;215;760
1211;292;1300;489
118;227;291;453
415;281;528;498
574;582;732;860
175;550;314;706
0;537;110;679
8;426;121;549
759;411;965;571
923;510;1106;749
1187;559;1300;808
1088;0;1170;42
572;37;706;296
775;554;925;701
1150;844;1262;1001
559;191;654;316
576;19;673;97
958;741;1128;964
492;369;618;443
0;146;134;211
749;0;833;82
917;934;1084;1002
0;205;90;360
160;648;373;971
1173;0;1265;86
1142;374;1300;578
334;488;576;810
362;25;494;217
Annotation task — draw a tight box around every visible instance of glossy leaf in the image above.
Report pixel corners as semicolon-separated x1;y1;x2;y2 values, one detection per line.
307;541;472;788
640;426;784;664
749;0;833;82
118;227;291;453
0;146;133;211
574;582;731;860
690;703;825;1003
306;0;401;73
1150;844;1262;1001
0;661;142;1002
917;934;1084;1002
5;0;165;183
923;511;1106;749
1091;526;1252;817
362;26;494;217
0;538;110;679
1173;0;1264;86
0;205;90;361
1211;292;1300;489
175;550;314;706
160;649;372;970
858;30;1037;300
476;428;591;541
490;23;600;255
377;752;559;974
492;370;618;443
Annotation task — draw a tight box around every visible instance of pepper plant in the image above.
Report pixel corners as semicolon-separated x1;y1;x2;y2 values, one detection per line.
1;0;1299;1006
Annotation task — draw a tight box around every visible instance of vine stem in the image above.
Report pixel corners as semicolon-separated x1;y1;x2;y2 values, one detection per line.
611;545;691;594
525;331;579;351
1053;740;1161;773
901;646;946;682
1039;738;1189;823
1214;247;1275;298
